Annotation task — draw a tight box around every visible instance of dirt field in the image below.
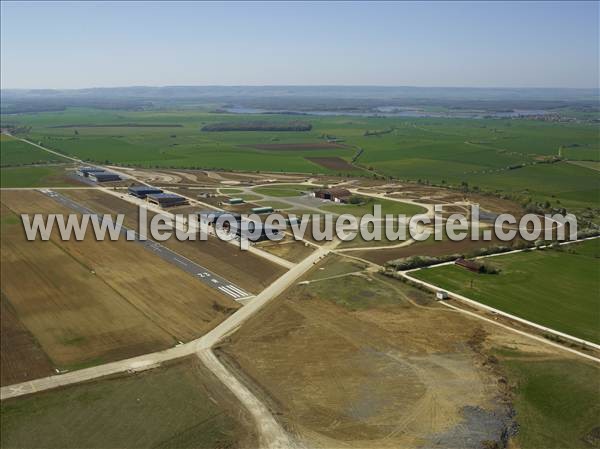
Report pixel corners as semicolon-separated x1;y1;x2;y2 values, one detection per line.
0;293;54;386
306;156;356;171
351;233;520;266
255;237;315;263
218;255;532;448
62;189;286;293
382;184;525;217
0;190;239;380
122;167;221;186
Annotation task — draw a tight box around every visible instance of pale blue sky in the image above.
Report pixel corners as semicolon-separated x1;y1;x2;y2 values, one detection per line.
1;1;598;89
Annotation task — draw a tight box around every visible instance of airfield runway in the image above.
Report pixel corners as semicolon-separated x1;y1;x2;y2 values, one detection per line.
39;189;252;301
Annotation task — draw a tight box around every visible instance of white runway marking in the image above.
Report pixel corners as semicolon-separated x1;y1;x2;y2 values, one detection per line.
218;285;242;298
226;284;248;297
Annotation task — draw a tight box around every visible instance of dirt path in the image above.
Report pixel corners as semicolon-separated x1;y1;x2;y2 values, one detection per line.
198;349;298;449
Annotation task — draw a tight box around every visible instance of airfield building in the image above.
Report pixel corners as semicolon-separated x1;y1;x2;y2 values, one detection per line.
147;193;188;208
228;198;245;205
312;188;351;203
251;206;274;214
128;185;163;198
88;172;121;182
76;167;105;177
234;221;282;242
198;211;242;226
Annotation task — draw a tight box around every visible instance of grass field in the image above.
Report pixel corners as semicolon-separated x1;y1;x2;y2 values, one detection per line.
0;166;80;188
1;358;255;449
0;134;69;166
496;350;600;449
321;196;427;217
3;108;598;209
252;184;312;197
412;239;600;343
256;200;293;210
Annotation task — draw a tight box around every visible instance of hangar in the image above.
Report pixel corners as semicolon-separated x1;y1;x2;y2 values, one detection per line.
147;193;188;207
198;211;242;226
236;221;282;242
129;185;163;199
311;188;351;203
89;172;121;182
76;167;105;177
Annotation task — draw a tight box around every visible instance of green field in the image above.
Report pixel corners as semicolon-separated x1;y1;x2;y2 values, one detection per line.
252;184;312;197
1;134;69;167
2;108;599;209
412;239;600;343
496;351;600;449
0;358;253;449
562;145;600;161
256;200;293;210
321;196;427;217
0;166;77;188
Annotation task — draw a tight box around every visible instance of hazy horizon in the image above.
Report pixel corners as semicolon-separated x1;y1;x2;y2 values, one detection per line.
3;84;600;92
2;1;598;90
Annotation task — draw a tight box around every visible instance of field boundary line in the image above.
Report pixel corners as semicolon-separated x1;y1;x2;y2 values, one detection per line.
437;300;600;364
398;269;600;353
401;235;600;272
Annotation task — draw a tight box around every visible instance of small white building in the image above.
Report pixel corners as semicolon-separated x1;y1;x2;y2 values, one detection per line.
435;290;449;301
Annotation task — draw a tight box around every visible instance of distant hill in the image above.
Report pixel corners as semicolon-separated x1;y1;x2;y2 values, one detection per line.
2;85;598;114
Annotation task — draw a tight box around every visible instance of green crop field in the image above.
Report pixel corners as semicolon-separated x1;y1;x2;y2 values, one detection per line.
252;184;312;197
321;196;427;217
2;108;599;209
256;200;293;210
496;351;600;449
0;134;68;166
0;166;78;188
0;358;253;449
412;239;600;343
562;145;600;161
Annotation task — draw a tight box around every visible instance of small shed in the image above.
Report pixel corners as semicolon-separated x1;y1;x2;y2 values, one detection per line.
251;206;274;214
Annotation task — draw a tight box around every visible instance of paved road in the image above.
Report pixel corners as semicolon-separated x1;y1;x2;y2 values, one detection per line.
39;189;252;301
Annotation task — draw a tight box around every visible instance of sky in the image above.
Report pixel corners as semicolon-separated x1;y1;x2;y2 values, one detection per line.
1;1;598;89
